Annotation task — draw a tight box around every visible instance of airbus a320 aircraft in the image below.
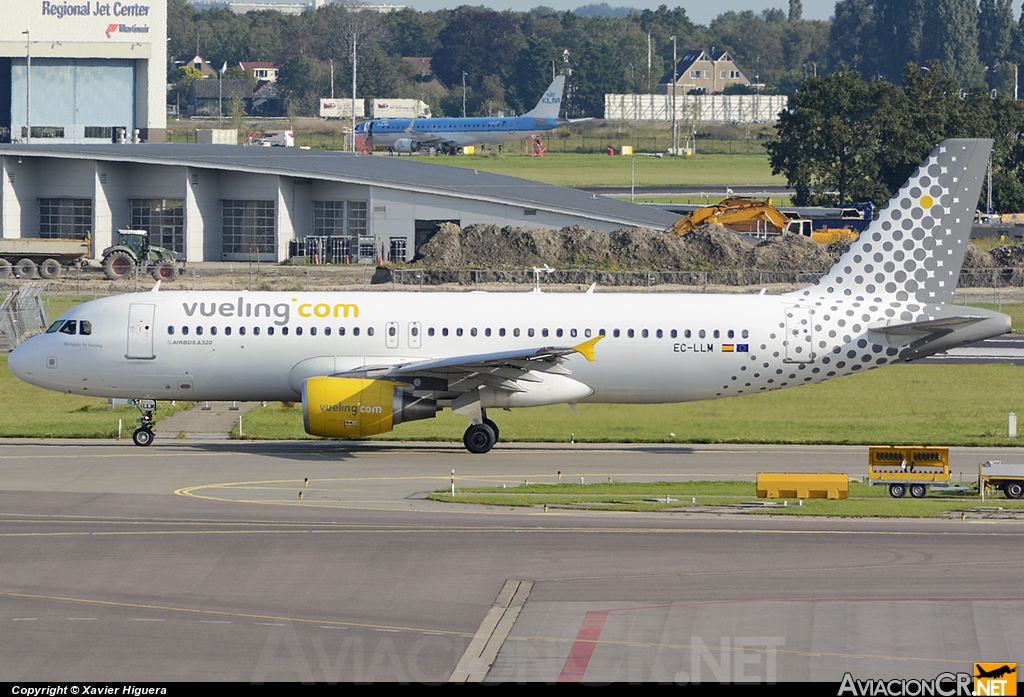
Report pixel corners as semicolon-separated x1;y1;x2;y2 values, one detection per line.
8;140;1009;453
353;76;566;154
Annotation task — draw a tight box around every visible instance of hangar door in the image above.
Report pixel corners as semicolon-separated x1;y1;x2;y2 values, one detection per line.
8;59;135;142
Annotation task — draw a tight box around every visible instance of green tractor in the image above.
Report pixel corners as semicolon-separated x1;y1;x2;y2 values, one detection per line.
101;229;181;282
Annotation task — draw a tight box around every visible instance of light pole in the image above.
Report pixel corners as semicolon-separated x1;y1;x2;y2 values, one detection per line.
670;36;677;155
351;34;357;154
631;152;663;202
22;30;29;144
462;71;467;118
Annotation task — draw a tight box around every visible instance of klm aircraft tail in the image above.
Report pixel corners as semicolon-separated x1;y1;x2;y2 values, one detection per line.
523;75;565;120
798;139;992;305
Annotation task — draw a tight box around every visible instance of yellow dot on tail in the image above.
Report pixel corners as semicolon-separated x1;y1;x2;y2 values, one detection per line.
921;195;933;209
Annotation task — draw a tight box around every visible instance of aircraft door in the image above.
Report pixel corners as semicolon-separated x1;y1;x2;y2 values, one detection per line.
127;303;156;360
783;306;815;364
385;321;399;349
408;321;421;349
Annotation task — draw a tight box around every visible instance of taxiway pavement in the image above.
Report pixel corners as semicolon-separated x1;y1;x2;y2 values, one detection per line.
0;439;1021;683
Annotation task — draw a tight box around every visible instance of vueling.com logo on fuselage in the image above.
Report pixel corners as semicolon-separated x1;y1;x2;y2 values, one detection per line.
180;297;359;327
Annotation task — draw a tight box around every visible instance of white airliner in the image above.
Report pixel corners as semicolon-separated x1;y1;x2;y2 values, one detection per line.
353;76;566;154
8;140;1010;453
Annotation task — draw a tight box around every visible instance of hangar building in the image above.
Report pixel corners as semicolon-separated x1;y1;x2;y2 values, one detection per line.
0;144;680;262
1;0;166;144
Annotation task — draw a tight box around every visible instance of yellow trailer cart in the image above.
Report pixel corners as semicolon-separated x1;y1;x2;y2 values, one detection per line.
868;446;970;498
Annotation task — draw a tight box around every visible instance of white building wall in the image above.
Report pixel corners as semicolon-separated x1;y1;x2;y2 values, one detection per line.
1;156;37;240
185;167;220;263
604;93;788;123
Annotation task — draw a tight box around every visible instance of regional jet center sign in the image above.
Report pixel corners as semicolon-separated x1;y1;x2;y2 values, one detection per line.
1;0;163;43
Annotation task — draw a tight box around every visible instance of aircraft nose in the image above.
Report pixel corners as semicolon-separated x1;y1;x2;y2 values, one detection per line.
7;341;34;382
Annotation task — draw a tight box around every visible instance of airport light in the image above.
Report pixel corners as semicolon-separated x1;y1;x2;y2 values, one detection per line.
462;71;467;118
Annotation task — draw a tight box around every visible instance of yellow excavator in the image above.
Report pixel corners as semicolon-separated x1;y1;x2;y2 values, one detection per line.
666;197;859;244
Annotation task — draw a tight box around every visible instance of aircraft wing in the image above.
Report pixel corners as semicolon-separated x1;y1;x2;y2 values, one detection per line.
333;336;602;394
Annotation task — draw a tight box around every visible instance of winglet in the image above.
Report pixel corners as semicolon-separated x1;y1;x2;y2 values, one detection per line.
572;334;604;362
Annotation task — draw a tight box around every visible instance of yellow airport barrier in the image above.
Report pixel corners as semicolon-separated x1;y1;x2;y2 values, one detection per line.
462;146;475;155
621;145;633;156
756;473;849;499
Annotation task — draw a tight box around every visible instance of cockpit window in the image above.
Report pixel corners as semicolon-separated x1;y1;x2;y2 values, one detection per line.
59;321;77;335
79;321;91;336
46;321;63;334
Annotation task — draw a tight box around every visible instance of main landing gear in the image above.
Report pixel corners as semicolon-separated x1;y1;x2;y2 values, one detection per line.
132;399;157;447
463;417;500;454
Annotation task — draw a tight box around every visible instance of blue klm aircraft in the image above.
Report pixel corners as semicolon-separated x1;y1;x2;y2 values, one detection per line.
354;76;566;153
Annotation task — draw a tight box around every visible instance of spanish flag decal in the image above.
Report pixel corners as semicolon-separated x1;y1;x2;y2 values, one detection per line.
722;344;735;352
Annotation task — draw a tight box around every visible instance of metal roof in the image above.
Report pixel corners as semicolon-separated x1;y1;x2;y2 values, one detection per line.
0;143;679;229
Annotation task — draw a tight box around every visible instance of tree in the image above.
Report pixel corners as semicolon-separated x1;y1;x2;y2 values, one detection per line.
922;0;985;87
789;0;803;22
766;70;910;204
826;0;874;74
431;7;523;107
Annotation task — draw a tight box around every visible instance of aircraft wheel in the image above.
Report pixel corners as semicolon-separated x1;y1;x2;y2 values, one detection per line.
103;251;135;280
151;261;177;282
15;258;36;279
0;259;11;278
39;258;62;279
132;428;154;447
909;484;927;499
463;423;496;454
1006;482;1024;499
889;483;907;499
483;418;500;442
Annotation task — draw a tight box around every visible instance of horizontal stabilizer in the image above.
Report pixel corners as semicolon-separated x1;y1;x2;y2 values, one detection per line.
867;315;986;345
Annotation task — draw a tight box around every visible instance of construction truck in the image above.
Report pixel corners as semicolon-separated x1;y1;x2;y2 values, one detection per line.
866;445;972;498
0;238;91;279
783;219;860;245
666;197;793;237
665;197;859;244
979;461;1024;500
100;229;182;282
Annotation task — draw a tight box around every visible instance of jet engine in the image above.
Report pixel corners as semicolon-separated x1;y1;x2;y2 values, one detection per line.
302;377;437;438
392;138;420;153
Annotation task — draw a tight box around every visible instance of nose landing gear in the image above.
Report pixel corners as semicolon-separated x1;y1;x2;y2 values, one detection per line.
132;399;157;447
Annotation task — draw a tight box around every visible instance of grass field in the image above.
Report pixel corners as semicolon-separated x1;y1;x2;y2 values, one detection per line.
427;152;783;188
238;361;1024;446
425;480;1014;517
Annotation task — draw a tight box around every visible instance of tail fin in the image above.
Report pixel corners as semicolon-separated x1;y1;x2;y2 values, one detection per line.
797;139;991;305
523;75;565;120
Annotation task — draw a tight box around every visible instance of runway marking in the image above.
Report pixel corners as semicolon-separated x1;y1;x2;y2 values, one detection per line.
4;590;1019;666
11;618;36;621
0;590;471;639
552;594;1007;680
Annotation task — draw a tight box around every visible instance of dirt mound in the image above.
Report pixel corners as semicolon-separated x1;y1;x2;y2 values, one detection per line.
753;234;833;271
962;244;996;269
415;222;866;272
677;224;755;268
990;244;1024;267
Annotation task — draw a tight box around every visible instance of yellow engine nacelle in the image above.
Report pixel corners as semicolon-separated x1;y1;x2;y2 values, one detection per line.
302;377;437;438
